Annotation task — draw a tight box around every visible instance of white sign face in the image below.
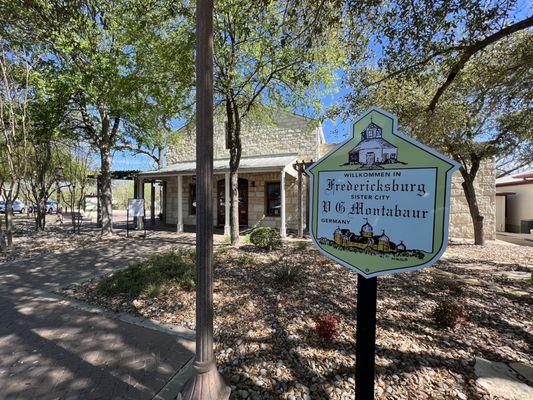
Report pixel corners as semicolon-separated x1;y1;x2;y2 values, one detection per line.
317;168;437;253
128;198;145;217
84;196;98;212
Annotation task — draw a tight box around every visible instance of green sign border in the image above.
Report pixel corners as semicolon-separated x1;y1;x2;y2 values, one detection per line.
306;107;461;277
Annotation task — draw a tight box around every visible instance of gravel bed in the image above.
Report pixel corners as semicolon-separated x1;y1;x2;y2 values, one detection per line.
63;241;532;399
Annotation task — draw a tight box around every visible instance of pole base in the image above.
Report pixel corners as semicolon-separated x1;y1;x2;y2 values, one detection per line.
177;361;230;400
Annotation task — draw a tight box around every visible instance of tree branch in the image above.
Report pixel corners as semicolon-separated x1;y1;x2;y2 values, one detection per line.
428;16;533;112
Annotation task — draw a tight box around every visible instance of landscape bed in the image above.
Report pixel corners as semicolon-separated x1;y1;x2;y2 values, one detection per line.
62;241;532;400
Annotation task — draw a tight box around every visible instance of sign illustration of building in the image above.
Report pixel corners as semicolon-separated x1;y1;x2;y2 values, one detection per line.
306;107;460;277
348;121;398;167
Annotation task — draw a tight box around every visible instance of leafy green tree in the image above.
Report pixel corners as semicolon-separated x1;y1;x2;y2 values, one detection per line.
214;0;347;244
346;0;533;111
3;0;195;234
60;142;94;232
346;32;532;245
0;44;31;248
23;68;72;230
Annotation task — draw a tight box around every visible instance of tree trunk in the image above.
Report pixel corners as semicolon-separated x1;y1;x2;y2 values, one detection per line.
227;97;242;246
0;213;5;253
5;200;13;248
100;146;113;235
230;170;239;245
460;165;485;245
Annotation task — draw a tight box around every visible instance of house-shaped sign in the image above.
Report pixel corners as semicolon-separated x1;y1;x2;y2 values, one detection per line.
307;107;460;277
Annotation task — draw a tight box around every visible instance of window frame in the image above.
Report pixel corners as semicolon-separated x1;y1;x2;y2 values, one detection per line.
264;181;281;217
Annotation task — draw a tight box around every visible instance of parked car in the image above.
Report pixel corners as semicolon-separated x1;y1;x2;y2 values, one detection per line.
28;200;63;214
12;200;26;213
0;200;26;214
46;200;63;214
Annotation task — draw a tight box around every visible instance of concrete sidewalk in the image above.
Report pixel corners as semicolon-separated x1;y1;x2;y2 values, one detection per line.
0;234;196;400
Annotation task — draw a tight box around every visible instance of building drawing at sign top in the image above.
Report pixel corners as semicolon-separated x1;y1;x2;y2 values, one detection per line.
348;122;398;166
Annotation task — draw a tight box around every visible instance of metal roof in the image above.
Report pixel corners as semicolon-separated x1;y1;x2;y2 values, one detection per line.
137;153;299;178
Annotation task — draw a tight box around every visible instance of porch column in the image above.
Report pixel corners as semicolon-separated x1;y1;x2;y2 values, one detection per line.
280;169;287;238
96;176;102;228
297;166;304;238
224;172;230;236
136;178;144;230
150;181;155;225
161;181;167;223
177;175;184;232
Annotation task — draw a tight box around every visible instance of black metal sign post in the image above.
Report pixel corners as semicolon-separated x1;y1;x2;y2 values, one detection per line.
356;275;378;400
179;0;230;398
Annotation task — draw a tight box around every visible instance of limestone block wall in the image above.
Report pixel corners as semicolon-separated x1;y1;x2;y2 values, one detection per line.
167;111;323;164
449;159;496;240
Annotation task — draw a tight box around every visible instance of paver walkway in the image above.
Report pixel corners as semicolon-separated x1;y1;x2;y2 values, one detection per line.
0;233;197;400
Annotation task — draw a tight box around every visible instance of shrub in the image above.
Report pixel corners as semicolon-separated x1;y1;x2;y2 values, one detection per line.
314;313;340;342
295;241;309;251
97;249;195;298
249;227;282;250
235;253;254;266
274;263;303;285
431;300;466;328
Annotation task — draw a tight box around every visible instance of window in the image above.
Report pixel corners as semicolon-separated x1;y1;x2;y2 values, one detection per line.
265;182;281;216
189;184;196;215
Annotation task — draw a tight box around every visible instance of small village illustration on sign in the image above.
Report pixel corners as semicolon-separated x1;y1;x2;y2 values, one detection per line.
320;218;424;259
307;107;460;278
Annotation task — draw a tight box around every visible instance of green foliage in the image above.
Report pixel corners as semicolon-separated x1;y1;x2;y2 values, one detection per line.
295;241;309;251
214;0;346;115
431;300;466;328
235;253;255;267
346;31;533;175
97;250;195;298
346;0;530;109
250;227;282;250
273;263;304;286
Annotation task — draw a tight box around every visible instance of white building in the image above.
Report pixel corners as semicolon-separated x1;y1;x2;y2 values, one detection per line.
496;169;533;233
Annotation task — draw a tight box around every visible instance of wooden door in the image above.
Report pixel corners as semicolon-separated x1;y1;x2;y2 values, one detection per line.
217;178;248;226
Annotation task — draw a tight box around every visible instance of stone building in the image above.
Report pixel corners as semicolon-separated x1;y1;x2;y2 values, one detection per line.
137;109;496;241
449;161;496;240
138;109;321;237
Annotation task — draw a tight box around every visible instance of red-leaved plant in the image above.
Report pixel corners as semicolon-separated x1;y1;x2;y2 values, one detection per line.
314;313;340;342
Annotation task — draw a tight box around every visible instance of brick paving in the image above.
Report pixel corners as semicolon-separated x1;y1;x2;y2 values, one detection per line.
0;234;196;400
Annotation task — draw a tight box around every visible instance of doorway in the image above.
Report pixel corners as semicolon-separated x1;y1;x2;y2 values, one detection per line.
217;178;248;226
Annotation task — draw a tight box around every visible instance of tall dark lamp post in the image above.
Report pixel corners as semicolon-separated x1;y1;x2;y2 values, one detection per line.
178;0;230;399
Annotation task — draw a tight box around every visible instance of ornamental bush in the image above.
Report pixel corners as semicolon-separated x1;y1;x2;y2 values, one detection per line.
432;300;466;328
314;313;340;342
249;227;282;250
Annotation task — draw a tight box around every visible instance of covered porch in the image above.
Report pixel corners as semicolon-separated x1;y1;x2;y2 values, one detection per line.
135;153;309;238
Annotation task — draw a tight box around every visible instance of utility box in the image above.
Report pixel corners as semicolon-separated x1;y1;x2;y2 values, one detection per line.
520;219;533;234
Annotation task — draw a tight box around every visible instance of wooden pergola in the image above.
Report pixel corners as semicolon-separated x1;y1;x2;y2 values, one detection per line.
293;160;313;238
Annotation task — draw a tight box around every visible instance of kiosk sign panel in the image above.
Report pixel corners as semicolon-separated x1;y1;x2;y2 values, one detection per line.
307;108;460;277
128;198;145;217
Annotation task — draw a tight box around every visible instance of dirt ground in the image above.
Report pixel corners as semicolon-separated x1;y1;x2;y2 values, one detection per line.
62;238;533;400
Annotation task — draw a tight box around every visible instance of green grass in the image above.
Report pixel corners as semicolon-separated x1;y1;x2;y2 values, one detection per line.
97;249;195;298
